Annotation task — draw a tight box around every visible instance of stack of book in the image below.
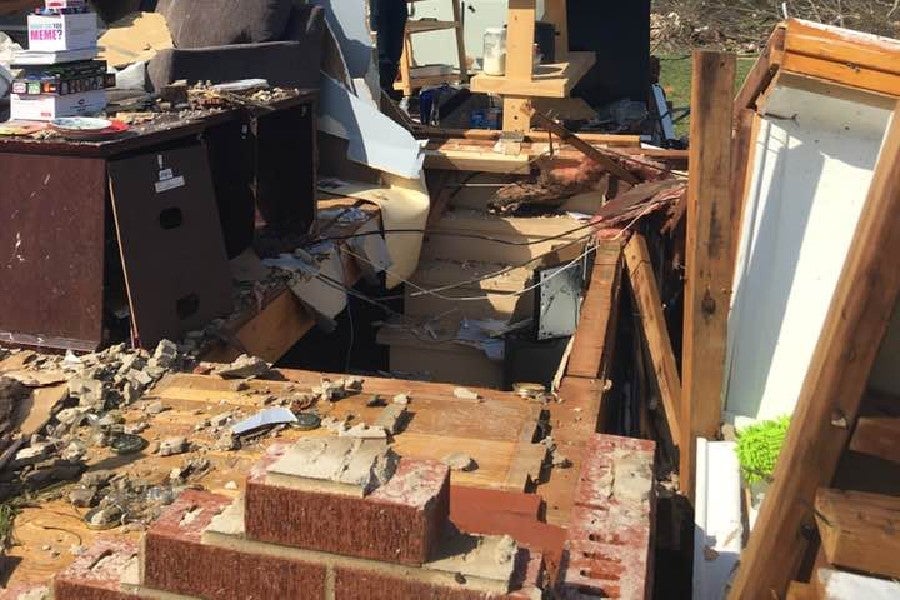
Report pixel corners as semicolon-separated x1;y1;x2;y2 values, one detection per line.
11;0;112;121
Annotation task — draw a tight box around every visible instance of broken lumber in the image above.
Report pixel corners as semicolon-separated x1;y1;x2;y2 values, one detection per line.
680;50;736;501
728;103;900;600
815;488;900;579
849;413;900;464
624;234;681;444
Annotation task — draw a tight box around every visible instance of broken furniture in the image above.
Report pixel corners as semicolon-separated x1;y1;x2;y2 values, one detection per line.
0;93;317;352
469;0;594;131
394;0;468;98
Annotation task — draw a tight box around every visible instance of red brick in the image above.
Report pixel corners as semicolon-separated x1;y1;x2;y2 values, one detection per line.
333;547;544;600
143;489;327;600
245;446;449;566
450;486;543;520
53;540;142;600
450;485;566;585
562;434;655;600
0;586;50;600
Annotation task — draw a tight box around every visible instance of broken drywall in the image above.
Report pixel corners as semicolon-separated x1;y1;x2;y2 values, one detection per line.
312;0;374;81
318;178;428;288
318;75;425;179
723;76;895;425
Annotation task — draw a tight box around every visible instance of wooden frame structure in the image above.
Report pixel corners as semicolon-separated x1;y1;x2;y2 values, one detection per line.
469;0;594;131
679;50;737;500
675;19;900;599
394;0;468;98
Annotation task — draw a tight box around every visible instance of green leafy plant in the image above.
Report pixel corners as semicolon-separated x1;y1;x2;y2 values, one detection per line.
735;415;791;484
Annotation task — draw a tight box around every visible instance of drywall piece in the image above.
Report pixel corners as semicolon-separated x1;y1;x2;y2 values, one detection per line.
318;178;429;288
724;76;895;424
374;404;407;434
816;569;900;599
266;437;398;496
350;217;393;281
318;75;426;179
693;438;742;600
264;242;348;321
312;0;374;80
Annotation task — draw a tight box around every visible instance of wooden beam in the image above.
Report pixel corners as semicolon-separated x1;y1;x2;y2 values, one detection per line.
624;234;682;444
850;415;900;464
780;52;900;98
815;488;900;579
680;50;736;500
729;108;759;265
786;582;816;600
728;103;900;599
528;110;643;185
784;18;900;77
734;26;785;113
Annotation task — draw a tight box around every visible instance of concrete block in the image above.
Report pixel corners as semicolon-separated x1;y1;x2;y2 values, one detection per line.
53;539;141;600
245;444;450;565
142;490;327;600
562;434;655;600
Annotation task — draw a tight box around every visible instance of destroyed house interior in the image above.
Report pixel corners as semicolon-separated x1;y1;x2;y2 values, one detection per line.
0;0;898;599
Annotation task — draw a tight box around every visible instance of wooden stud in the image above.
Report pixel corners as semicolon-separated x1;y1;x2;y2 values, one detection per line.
543;0;568;61
505;0;536;82
786;581;816;600
729;108;758;265
815;488;900;579
680;50;737;501
850;414;900;464
451;0;468;80
624;234;682;444
728;104;900;599
734;26;785;113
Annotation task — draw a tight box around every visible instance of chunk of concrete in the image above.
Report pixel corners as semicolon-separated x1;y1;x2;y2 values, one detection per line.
159;437;188;457
267;437;398;496
374;404;407;435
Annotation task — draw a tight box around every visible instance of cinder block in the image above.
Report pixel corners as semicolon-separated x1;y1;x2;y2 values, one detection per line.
333;546;543;600
53;539;141;600
562;434;655;600
143;489;327;600
245;445;450;565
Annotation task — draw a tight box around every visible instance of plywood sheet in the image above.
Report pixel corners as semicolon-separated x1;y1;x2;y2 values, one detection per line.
108;144;232;348
150;371;542;490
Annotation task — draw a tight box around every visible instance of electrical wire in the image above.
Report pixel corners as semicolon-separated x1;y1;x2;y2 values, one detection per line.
344;239;598;303
343;233;593;301
315;219;603;247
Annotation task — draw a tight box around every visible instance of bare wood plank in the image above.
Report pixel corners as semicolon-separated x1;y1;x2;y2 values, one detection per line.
734;26;785;113
728;103;900;599
784;19;900;77
506;0;536;81
566;243;623;379
729;108;759;265
528;110;642;184
781;52;900;98
786;581;816;600
815;488;900;579
624;234;682;444
680;50;737;501
850;415;900;464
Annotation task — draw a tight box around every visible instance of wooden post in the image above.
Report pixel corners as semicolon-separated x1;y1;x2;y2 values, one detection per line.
502;0;536;131
624;234;682;444
679;50;736;500
728;104;900;599
544;0;568;61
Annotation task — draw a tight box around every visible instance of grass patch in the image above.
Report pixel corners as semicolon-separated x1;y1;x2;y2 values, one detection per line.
658;54;756;138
